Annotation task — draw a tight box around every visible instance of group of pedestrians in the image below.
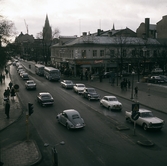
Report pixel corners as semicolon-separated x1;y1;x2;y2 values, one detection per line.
3;81;16;119
120;78;131;90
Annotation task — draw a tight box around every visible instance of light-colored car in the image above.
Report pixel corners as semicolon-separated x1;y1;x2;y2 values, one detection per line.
125;108;165;131
56;109;85;130
73;83;86;94
100;96;122;111
37;92;54;106
25;80;36;90
61;80;74;89
151;68;163;73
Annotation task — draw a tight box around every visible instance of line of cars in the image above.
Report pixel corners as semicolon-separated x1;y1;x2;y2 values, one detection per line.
60;79;165;131
61;79;122;111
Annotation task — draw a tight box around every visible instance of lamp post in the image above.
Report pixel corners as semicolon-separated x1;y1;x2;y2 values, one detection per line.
131;71;135;99
44;141;65;166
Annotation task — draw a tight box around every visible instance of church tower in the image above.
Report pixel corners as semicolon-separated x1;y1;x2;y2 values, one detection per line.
43;14;52;42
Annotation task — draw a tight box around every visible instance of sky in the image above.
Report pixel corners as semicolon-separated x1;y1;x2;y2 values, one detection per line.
1;0;167;39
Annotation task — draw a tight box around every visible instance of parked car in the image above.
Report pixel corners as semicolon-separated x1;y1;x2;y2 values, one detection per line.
61;80;74;89
82;87;100;100
159;75;167;83
37;92;54;106
19;70;26;77
56;109;85;130
100;96;122;111
21;73;29;80
125;108;165;131
73;83;86;94
25;80;36;90
148;76;165;83
151;68;163;74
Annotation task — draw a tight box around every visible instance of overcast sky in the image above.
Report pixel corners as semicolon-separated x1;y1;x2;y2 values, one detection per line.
1;0;167;38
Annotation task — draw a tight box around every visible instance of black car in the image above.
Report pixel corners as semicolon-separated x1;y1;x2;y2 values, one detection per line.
82;87;100;101
148;76;165;84
37;92;54;106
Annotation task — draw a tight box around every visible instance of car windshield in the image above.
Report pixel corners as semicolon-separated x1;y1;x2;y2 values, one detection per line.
140;112;154;118
66;81;72;84
72;114;80;119
78;85;85;87
108;98;118;101
88;89;95;93
41;95;51;99
28;81;34;84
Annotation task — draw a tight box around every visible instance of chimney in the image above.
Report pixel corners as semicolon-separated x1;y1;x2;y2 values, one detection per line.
145;18;149;38
82;32;87;36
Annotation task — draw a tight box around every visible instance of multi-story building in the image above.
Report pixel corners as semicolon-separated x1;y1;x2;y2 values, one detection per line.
50;27;162;77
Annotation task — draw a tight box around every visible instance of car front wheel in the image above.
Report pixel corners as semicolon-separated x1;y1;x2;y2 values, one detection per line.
143;123;148;131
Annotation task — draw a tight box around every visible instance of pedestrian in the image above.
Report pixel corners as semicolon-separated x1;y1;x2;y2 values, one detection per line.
134;86;138;98
9;81;13;90
0;73;2;84
11;87;16;100
128;79;131;89
5;100;10;119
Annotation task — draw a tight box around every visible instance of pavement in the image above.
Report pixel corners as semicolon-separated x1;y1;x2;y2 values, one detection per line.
0;63;167;166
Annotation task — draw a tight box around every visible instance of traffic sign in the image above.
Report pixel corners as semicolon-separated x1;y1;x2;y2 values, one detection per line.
132;103;139;112
131;111;140;121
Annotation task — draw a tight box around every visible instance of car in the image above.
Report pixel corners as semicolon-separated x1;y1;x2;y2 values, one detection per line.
151;68;163;73
25;80;36;90
159;75;167;83
61;80;74;89
19;70;26;77
21;73;29;80
37;92;54;106
125;108;165;131
73;83;86;94
82;87;100;100
56;109;85;130
100;96;122;111
148;76;165;83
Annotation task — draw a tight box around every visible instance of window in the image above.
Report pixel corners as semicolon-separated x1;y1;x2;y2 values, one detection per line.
123;49;126;57
93;50;97;57
82;50;86;58
110;50;115;57
100;50;104;57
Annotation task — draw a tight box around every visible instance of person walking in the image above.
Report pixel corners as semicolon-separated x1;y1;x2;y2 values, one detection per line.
5;100;10;119
9;81;13;90
11;87;16;100
134;86;138;98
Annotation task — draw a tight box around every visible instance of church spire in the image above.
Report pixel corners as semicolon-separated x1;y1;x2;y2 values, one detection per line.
43;14;52;41
112;23;115;30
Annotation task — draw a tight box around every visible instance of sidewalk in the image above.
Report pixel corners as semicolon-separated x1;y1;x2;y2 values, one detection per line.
0;71;41;166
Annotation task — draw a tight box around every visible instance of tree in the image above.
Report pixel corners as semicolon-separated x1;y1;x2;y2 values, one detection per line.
0;15;16;69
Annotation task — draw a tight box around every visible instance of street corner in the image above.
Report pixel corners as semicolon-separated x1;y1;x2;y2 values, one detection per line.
1;140;42;166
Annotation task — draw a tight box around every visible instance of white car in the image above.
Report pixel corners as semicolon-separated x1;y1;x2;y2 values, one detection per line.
73;83;86;94
100;96;122;111
25;80;36;90
125;108;165;131
151;68;163;73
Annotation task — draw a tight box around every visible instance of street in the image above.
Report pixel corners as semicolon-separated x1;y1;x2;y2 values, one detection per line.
2;62;167;166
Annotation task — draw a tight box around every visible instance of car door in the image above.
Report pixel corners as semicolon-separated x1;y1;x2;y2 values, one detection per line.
103;97;108;107
61;113;68;125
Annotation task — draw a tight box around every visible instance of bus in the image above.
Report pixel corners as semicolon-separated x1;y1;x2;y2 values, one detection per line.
35;64;45;76
44;67;61;81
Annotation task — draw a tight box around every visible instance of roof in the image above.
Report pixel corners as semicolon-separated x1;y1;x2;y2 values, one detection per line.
63;109;79;115
56;36;160;46
139;108;151;113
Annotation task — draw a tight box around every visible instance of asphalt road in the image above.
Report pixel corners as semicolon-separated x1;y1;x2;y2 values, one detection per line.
8;62;167;166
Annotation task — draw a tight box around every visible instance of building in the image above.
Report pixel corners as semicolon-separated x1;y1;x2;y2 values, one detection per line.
51;27;161;77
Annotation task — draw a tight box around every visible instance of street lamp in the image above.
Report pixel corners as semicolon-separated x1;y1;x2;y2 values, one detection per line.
44;141;65;166
131;71;135;99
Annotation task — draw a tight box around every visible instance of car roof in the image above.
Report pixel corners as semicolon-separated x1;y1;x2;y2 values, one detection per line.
103;96;116;98
63;109;79;116
75;83;85;86
39;92;51;96
27;80;34;82
139;108;151;113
